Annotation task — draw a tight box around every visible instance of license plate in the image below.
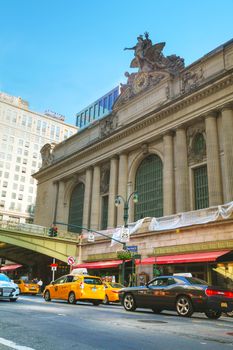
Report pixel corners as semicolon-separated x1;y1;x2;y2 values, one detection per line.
3;293;10;297
92;287;96;292
221;302;228;308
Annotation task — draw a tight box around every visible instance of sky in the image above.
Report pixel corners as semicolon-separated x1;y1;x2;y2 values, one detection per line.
0;0;232;126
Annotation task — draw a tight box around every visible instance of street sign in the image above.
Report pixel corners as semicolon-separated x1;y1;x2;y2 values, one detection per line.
50;263;58;267
51;266;57;271
88;233;95;242
126;245;138;252
120;227;130;243
67;256;75;265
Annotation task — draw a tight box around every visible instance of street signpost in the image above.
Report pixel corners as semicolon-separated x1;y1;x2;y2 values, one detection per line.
67;256;75;265
126;245;138;252
88;233;95;242
120;227;130;243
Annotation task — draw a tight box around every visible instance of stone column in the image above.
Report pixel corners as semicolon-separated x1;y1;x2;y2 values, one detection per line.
108;156;118;228
82;167;93;229
221;105;233;202
90;165;100;230
56;180;65;224
205;112;223;205
163;133;175;215
117;153;128;226
175;127;190;213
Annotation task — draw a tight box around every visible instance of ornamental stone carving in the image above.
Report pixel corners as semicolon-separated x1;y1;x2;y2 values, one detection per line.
181;68;204;94
100;114;118;137
187;124;206;163
100;164;110;194
40;143;56;168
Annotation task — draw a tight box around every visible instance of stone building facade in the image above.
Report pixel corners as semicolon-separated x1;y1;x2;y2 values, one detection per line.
33;37;233;286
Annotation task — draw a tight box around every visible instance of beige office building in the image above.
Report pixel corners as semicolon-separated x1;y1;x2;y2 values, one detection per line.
34;37;233;286
0;92;77;223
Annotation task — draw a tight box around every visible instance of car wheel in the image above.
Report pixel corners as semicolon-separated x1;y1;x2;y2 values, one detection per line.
176;295;193;317
68;292;76;304
205;309;222;319
10;298;17;302
102;295;109;305
123;293;137;312
92;300;101;306
152;308;162;314
44;290;51;302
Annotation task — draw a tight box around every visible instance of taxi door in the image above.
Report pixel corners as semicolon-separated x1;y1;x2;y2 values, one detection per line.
51;275;68;300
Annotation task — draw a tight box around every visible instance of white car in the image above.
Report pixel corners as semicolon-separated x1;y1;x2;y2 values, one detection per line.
0;273;20;302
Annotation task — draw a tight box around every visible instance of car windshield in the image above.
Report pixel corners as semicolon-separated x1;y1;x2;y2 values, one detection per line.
185;277;209;285
84;277;103;285
109;283;124;288
0;274;11;282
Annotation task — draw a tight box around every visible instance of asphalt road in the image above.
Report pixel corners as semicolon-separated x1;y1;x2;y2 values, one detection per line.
0;295;233;350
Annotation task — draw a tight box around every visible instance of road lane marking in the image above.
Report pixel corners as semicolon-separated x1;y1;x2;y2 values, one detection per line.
0;337;35;350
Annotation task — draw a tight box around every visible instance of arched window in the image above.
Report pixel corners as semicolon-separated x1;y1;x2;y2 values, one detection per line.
134;154;163;220
68;183;85;233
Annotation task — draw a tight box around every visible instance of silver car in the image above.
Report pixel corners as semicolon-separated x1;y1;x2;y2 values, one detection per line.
0;273;20;302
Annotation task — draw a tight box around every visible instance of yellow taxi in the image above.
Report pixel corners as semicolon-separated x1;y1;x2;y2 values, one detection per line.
103;281;124;304
43;274;105;305
15;278;40;295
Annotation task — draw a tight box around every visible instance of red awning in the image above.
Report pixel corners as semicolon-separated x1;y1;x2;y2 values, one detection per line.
73;260;124;269
0;264;22;271
136;250;230;265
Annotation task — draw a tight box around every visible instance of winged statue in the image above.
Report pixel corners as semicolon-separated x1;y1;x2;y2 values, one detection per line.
124;32;184;73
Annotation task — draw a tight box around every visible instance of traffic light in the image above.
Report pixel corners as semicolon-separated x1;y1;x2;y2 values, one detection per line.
53;226;58;237
48;226;58;237
48;227;54;237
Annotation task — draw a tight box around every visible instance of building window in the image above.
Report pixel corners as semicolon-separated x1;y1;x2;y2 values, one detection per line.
27;116;32;128
68;183;85;233
101;196;109;230
194;165;209;209
134;154;163;220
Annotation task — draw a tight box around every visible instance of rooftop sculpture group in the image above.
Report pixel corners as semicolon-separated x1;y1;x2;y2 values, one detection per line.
119;32;185;97
124;32;184;74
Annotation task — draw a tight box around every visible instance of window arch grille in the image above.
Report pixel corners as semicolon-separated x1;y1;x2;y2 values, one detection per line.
68;183;85;233
134;154;163;220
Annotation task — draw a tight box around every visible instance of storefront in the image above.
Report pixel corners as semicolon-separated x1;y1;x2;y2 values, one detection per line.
136;250;233;288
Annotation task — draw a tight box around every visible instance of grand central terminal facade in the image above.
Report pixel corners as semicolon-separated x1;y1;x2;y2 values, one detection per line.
33;35;233;287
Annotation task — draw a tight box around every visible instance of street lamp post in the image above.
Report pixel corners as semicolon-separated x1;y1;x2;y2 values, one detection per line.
115;191;138;285
115;191;138;228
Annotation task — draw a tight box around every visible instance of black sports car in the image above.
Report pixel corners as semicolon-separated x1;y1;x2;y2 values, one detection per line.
118;274;233;319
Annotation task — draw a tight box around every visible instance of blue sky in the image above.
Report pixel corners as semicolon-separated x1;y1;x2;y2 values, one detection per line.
0;0;232;125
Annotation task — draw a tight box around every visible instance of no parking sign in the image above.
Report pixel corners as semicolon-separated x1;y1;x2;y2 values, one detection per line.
67;256;75;265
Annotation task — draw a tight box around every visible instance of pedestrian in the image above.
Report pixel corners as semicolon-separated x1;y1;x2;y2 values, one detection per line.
37;279;43;293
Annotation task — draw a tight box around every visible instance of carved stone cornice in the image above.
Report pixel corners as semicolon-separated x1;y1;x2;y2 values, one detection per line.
220;103;233;112
203;110;218;119
34;71;233;182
